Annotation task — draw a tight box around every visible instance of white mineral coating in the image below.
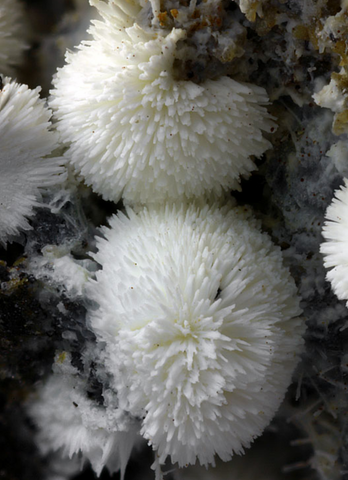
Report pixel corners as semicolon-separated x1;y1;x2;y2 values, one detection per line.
313;76;347;113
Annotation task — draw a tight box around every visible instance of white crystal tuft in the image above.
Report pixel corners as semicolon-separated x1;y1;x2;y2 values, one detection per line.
88;201;304;468
0;77;64;246
321;179;348;305
28;352;140;479
50;0;275;205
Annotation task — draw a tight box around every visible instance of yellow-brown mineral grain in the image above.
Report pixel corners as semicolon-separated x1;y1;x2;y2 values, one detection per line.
333;110;348;135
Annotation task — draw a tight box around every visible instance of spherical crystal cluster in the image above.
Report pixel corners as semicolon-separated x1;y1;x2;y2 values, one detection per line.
0;77;64;246
0;0;27;76
50;0;275;205
89;202;304;467
321;179;348;305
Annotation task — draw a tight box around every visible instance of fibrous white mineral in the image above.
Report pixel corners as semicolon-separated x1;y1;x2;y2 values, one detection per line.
0;77;64;246
321;179;348;305
88;201;304;468
0;0;27;76
50;0;275;205
28;352;139;479
29;244;97;299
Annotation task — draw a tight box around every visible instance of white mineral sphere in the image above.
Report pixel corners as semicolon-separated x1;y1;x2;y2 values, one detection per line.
50;0;275;205
88;201;304;468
